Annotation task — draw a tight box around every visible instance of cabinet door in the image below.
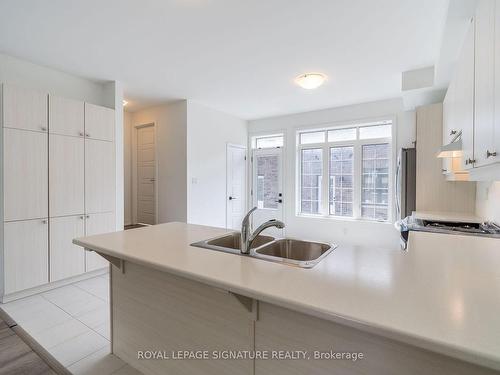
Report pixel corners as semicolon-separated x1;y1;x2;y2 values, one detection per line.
4;219;49;294
85;212;115;271
50;215;85;282
49;134;84;216
494;0;500;161
84;103;115;142
458;18;475;170
2;84;48;132
4;128;48;221
49;95;84;137
442;89;453;174
85;139;115;214
474;0;496;167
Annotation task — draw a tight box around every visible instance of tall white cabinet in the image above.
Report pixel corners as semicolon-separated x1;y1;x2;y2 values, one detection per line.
443;0;500;179
1;84;117;301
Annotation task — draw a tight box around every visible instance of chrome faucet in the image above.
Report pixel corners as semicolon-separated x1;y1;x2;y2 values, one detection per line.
240;207;285;254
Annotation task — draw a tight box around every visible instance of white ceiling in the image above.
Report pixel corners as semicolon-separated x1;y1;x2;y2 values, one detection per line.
0;0;448;119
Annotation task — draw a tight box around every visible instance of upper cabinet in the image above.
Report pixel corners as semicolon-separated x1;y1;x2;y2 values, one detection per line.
49;95;85;137
442;0;500;180
84;103;115;142
2;84;48;132
474;0;496;167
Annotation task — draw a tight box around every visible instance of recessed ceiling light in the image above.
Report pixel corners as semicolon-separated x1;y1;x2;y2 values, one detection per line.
295;73;327;89
123;100;128;106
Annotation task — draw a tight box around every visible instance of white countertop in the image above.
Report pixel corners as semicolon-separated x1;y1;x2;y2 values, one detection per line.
74;222;500;371
412;210;484;223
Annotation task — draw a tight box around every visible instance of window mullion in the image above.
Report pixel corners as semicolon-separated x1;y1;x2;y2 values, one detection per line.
353;142;362;219
322;145;329;216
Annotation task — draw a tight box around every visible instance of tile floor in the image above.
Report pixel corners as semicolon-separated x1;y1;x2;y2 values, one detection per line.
0;273;142;375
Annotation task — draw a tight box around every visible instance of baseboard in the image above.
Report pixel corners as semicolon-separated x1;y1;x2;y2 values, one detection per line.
0;268;109;303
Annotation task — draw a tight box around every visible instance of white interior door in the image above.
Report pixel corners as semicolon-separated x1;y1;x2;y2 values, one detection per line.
252;148;284;237
226;144;247;230
136;125;156;225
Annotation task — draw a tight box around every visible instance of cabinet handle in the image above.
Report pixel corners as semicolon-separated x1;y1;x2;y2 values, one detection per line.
442;169;448;173
86;215;90;219
41;126;47;131
486;150;497;158
79;215;84;219
41;219;47;224
85;133;90;137
79;131;84;137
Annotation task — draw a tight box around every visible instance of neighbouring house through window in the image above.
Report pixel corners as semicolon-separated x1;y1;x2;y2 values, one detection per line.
297;120;393;221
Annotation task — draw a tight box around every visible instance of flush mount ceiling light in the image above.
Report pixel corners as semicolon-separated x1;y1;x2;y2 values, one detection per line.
295;73;327;89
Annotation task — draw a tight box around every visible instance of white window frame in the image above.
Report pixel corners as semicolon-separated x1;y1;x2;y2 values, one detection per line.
296;118;395;222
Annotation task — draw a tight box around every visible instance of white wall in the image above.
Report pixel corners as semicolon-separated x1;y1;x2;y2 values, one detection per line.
131;101;188;223
0;53;107;105
248;98;415;249
123;111;133;225
186;101;247;227
476;181;500;223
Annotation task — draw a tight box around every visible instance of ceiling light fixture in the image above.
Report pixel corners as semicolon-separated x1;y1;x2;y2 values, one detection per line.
295;73;327;89
123;100;128;106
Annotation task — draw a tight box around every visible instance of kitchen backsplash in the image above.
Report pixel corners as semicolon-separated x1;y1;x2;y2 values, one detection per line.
476;181;500;224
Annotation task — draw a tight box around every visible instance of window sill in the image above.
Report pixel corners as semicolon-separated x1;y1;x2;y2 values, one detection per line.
295;213;393;225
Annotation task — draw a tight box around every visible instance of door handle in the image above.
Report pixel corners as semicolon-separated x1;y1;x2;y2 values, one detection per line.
275;199;283;203
229;196;237;200
149;178;156;182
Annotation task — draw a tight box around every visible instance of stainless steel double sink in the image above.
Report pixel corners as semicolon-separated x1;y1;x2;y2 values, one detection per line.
191;232;336;268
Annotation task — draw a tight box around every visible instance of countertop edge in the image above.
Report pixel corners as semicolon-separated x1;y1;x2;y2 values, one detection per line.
74;238;500;372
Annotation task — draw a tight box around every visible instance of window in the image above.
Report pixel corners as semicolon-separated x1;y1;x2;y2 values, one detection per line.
297;120;393;221
300;131;325;145
256;153;280;209
361;144;389;220
255;135;283;149
300;149;322;214
329;146;353;216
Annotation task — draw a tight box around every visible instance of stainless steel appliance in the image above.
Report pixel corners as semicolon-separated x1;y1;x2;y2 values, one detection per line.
395;148;416;221
399;215;500;249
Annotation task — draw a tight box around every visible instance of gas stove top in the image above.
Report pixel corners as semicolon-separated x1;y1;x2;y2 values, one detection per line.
408;218;500;237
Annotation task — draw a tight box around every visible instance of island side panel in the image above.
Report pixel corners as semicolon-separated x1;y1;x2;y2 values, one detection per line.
111;262;255;375
255;302;499;375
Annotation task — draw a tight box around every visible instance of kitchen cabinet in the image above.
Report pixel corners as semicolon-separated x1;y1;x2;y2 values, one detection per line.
442;18;474;176
494;0;500;162
84;102;115;142
85;139;116;214
4;219;48;294
474;0;496;168
111;262;254;375
255;302;496;375
50;215;85;282
49;134;84;217
2;84;48;133
3;128;48;221
85;212;115;271
49;95;85;137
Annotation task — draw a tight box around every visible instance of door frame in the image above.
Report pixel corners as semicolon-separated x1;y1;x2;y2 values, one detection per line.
226;143;247;229
131;122;158;225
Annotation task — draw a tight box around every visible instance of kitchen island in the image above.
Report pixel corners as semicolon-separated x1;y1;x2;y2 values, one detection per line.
73;222;500;375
